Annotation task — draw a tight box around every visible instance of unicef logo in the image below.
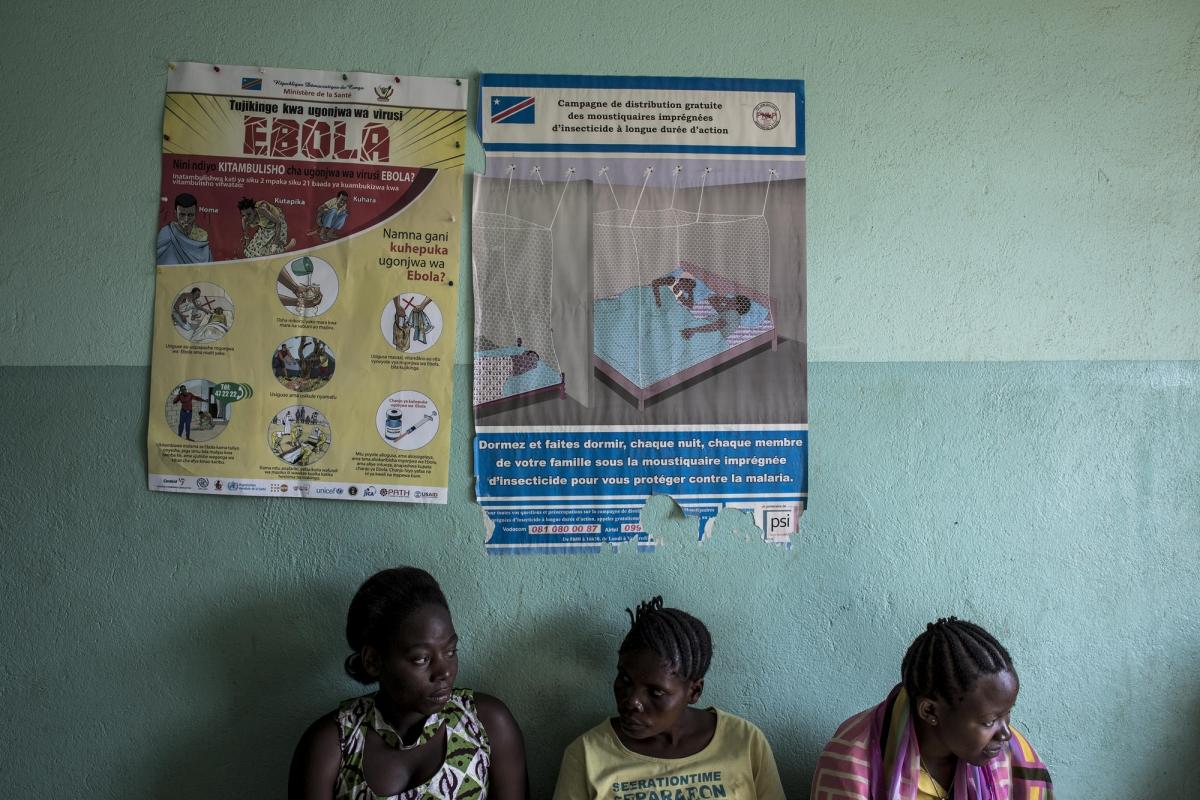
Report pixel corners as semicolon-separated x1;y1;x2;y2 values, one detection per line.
753;101;781;130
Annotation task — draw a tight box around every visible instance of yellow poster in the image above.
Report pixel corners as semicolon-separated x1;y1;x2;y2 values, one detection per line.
147;62;465;503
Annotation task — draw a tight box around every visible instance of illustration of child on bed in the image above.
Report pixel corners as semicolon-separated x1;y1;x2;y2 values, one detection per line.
680;293;753;340
473;336;562;408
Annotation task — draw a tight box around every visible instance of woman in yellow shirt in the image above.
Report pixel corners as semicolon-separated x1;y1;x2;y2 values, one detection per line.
552;597;785;800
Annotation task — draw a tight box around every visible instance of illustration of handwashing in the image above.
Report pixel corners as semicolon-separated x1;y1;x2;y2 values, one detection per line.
277;256;339;317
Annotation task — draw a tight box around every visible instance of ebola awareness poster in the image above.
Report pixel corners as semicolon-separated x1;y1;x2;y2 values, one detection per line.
473;75;806;552
147;62;465;503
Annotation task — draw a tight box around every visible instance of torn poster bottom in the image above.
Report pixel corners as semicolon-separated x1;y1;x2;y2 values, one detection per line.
476;425;807;554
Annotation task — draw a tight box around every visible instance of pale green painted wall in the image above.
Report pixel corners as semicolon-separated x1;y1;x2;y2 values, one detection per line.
2;1;1198;799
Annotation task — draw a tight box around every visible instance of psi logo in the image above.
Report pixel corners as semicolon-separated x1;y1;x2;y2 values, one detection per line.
761;507;796;537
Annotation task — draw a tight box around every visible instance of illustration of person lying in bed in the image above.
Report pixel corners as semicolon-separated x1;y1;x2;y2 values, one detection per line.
651;272;698;309
681;294;753;340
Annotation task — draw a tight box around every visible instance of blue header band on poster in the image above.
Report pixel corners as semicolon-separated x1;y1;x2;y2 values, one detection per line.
478;73;805;156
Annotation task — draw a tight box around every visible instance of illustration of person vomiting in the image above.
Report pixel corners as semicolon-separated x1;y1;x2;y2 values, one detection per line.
681;294;752;341
651;271;697;310
237;197;295;258
171;385;207;441
308;191;350;240
156;193;212;265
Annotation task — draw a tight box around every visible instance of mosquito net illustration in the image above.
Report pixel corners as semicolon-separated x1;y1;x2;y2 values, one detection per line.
592;166;778;409
472;168;570;413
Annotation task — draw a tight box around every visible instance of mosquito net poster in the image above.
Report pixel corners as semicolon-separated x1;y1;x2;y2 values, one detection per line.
147;62;466;503
474;74;807;553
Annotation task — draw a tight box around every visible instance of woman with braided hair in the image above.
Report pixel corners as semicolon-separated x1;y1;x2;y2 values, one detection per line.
552;597;784;800
810;618;1054;800
288;567;529;799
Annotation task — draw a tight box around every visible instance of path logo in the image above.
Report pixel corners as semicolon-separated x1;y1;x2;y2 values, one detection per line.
753;101;781;130
491;95;535;124
374;85;394;102
241;77;262;91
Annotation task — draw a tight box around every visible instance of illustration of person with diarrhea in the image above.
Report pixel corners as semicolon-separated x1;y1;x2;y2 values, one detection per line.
309;191;350;241
156;193;212;265
238;196;295;258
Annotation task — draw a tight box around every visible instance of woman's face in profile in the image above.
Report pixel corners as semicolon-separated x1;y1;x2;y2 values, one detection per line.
370;604;459;715
612;648;700;741
931;670;1019;765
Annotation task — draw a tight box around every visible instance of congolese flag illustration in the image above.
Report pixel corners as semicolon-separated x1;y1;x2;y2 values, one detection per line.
490;95;535;124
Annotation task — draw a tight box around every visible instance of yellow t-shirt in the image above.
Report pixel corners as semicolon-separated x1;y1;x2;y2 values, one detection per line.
916;767;950;800
552;709;785;800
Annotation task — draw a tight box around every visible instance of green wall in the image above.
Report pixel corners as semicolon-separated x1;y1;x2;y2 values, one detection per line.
3;1;1198;798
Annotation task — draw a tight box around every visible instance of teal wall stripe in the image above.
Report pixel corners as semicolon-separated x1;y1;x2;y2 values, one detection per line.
2;362;1196;798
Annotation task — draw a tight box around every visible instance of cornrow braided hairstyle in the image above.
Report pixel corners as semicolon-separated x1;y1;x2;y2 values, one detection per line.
618;596;713;681
901;617;1015;704
343;566;448;684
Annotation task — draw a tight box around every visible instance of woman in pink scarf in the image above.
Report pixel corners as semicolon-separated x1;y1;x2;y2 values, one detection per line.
811;618;1053;800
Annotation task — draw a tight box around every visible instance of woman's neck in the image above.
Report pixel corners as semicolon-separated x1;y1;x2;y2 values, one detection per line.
374;692;431;744
913;717;957;788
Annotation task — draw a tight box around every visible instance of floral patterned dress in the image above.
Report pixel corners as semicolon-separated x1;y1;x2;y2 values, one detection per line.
335;689;490;800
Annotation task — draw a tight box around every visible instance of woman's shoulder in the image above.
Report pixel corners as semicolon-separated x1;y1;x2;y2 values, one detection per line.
457;690;524;745
559;717;623;755
825;704;876;743
711;708;768;739
294;709;342;759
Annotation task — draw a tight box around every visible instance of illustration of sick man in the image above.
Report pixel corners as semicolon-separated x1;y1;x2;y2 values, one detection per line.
237;197;295;258
309;191;349;241
156;193;213;265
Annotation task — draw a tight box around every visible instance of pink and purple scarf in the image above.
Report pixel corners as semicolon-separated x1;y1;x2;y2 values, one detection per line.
811;685;1053;800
